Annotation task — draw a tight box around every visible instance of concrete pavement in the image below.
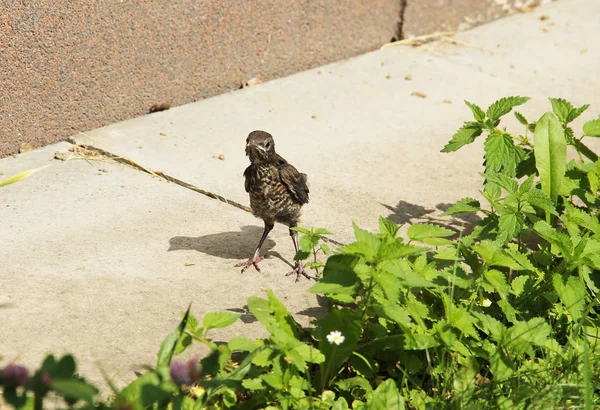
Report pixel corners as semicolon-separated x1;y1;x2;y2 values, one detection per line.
2;0;600;398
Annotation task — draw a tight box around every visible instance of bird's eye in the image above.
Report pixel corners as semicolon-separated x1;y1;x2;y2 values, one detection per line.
265;141;271;150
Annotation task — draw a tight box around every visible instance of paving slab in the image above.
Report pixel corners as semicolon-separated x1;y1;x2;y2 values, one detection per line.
0;144;322;395
3;0;600;399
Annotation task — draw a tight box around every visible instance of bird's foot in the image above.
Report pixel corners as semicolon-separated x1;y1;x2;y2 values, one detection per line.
235;255;264;273
285;262;316;282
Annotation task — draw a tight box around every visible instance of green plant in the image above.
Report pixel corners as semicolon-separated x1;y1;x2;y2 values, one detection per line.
3;97;600;409
291;227;333;279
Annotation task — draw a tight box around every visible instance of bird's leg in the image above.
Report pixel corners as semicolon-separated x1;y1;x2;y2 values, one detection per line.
236;223;274;273
285;228;316;282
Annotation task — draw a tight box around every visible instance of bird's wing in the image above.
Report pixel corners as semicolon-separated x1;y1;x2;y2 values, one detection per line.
243;165;252;193
276;154;309;204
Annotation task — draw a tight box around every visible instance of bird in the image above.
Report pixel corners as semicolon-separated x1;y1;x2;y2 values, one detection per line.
236;130;313;282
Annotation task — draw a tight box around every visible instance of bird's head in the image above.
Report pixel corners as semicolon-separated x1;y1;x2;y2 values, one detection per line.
246;130;275;163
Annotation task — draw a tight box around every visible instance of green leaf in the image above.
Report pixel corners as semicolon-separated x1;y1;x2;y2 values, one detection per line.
332;397;350;410
484;133;521;176
465;100;486;122
0;164;52;188
549;97;575;124
443;197;481;215
228;336;256;352
51;380;97;403
407;224;454;245
583;116;600;137
449;308;480;340
157;304;191;368
505;318;552;354
511;275;529;297
497;212;524;244
523;188;559;216
486;96;530;123
315;309;361;388
334;377;373;394
533;221;572;255
473;312;506;340
54;355;76;378
568;103;590;123
343;222;381;261
114;372;170;410
203;312;240;332
474;241;523;270
309;254;359;302
314;227;332;235
487;345;514;381
299;234;319;252
534;112;567;204
242;378;264;390
383;303;412;329
368;379;405;410
514;111;528;125
441;122;483;152
484;172;518;193
484;269;509;298
372;269;399;302
379;217;399;238
553;274;586;322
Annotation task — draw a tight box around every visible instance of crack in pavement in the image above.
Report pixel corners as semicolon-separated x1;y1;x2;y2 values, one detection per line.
66;139;345;247
393;0;408;41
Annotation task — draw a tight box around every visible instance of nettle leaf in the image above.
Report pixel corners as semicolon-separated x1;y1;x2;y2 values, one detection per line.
514;111;528;125
487;346;514;381
523;188;559;216
443;197;481;215
349;222;381;261
533;221;572;256
583;116;600;137
228;337;256;352
486;96;530;123
368;379;405;410
483;172;518;193
505;318;552;354
474;241;523;270
309;254;359;302
377;241;428;261
407;223;454;245
372;269;400;302
570;106;590;124
484;133;522;176
379;217;400;238
441;122;483;152
497;211;524;245
465;100;486;122
511;275;530;297
203;312;241;332
518;174;535;194
552;274;586;322
534;112;566;204
384;303;413;329
484;269;509;298
450;308;480;340
549;97;576;124
299;234;319;252
473;312;506;341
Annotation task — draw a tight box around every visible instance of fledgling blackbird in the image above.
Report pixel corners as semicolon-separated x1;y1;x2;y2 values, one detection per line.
236;130;313;282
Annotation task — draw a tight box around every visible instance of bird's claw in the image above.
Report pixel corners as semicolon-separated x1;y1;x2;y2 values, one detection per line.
285;263;317;282
235;255;265;273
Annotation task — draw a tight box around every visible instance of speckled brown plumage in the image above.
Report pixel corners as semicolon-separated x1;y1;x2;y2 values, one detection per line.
235;130;313;281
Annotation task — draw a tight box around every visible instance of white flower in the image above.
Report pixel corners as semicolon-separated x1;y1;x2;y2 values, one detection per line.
326;330;345;345
482;298;492;307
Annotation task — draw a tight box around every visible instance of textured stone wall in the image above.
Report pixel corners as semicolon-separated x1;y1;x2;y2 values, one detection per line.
0;0;539;157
